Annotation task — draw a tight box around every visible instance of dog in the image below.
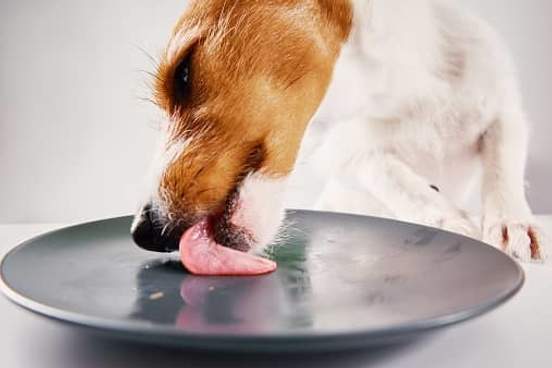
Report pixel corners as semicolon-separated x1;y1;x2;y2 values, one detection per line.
131;0;546;263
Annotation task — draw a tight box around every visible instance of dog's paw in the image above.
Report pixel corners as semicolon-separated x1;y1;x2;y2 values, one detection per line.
483;220;547;262
424;209;479;239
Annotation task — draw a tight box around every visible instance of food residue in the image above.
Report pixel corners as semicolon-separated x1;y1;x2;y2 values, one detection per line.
148;291;164;300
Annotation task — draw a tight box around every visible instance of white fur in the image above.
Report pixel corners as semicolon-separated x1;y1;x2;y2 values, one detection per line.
231;173;288;252
300;0;547;261
141;127;191;221
146;0;547;262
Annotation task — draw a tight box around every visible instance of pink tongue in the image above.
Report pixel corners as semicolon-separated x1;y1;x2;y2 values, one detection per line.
179;219;277;276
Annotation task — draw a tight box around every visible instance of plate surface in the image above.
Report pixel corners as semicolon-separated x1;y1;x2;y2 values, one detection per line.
1;210;523;351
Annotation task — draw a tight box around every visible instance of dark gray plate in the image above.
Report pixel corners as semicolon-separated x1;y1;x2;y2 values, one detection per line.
0;210;523;352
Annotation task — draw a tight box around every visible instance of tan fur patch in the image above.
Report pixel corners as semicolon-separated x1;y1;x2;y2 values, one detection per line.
153;0;352;218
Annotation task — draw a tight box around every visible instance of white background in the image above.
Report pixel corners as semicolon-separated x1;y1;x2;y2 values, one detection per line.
1;0;551;223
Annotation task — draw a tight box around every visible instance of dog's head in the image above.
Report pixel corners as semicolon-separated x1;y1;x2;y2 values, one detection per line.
132;0;352;252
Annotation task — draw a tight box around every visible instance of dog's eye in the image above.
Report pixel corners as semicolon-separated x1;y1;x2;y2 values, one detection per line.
173;54;191;98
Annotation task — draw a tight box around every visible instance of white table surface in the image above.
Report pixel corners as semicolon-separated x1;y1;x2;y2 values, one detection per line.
1;219;552;368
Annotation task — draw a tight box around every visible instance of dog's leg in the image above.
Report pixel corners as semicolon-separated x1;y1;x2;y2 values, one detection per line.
311;116;479;237
317;153;480;238
480;114;547;262
358;151;480;238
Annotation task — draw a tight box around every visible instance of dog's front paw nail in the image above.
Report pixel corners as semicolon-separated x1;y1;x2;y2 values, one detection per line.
483;221;547;262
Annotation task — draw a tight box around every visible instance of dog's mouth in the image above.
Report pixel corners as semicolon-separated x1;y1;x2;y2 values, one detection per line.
177;192;277;276
179;217;276;276
132;183;278;275
209;191;254;252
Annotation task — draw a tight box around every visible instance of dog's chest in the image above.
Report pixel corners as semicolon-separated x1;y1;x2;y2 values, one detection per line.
309;27;498;200
314;38;496;161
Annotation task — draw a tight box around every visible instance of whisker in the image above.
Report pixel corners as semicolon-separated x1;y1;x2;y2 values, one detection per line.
137;69;163;83
137;96;159;107
134;43;160;68
160;222;172;237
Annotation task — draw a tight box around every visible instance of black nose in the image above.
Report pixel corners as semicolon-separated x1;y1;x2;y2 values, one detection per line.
131;203;182;252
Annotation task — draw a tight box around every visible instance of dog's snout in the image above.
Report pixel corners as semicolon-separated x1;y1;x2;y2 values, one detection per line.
131;203;182;252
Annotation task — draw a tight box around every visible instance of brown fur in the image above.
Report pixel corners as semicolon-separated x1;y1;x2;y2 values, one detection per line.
153;0;353;219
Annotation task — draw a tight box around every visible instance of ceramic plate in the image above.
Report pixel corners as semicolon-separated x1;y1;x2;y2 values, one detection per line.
0;210;523;351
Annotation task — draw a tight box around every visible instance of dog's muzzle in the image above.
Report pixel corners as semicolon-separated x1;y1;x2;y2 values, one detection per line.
131;203;182;252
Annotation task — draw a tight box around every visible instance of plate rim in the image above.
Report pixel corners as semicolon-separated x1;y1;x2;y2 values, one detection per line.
0;211;525;346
